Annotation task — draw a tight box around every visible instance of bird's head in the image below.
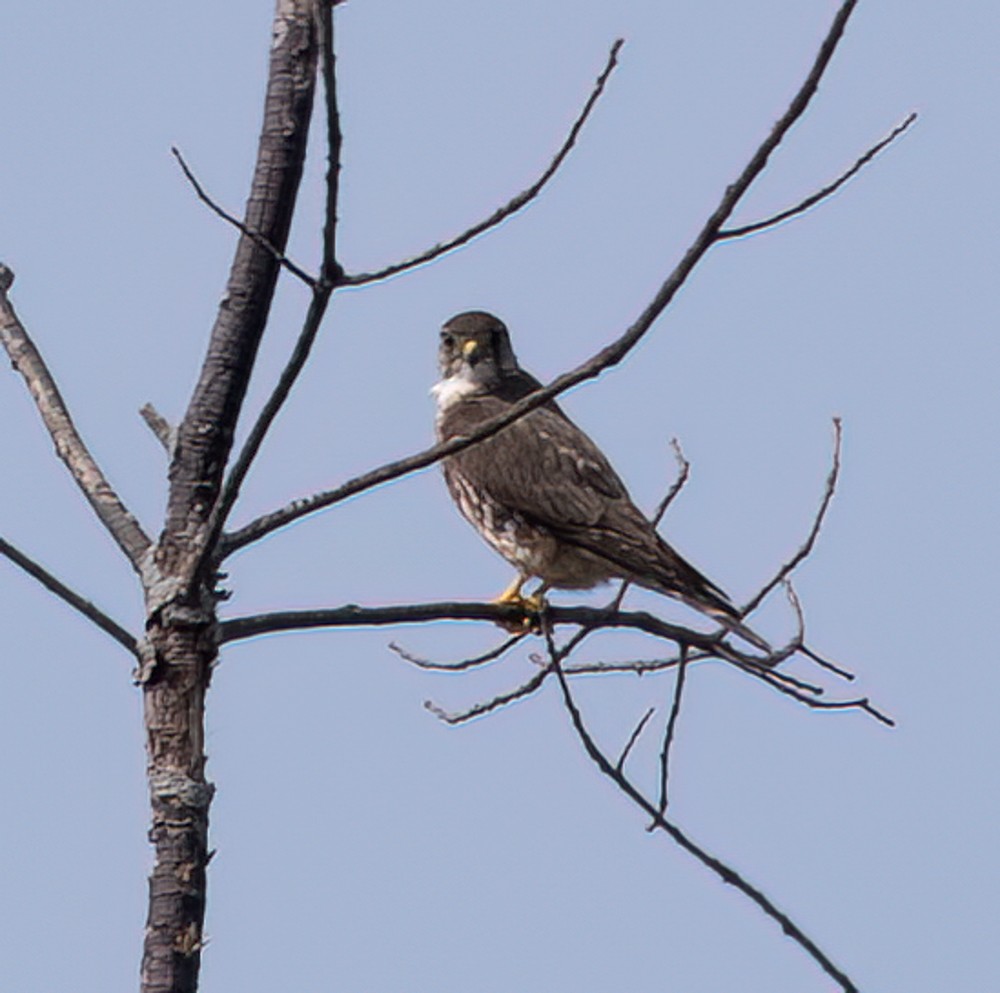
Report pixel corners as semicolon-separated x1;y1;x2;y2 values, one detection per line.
438;311;520;390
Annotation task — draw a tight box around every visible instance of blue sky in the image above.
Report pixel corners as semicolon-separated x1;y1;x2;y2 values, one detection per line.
1;2;997;991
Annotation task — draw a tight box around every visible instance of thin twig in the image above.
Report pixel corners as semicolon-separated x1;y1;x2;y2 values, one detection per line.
0;536;138;656
657;646;688;814
424;664;552;725
342;40;624;287
390;633;526;671
742;418;842;616
748;669;894;726
551;652;861;993
719;112;917;240
801;644;854;679
652;439;691;525
616;707;656;772
783;581;855;681
224;0;861;557
171;147;318;288
607;439;692;615
0;266;152;569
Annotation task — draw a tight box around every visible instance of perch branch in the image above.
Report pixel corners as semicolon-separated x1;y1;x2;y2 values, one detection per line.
0;536;138;656
0;266;152;569
342;39;623;287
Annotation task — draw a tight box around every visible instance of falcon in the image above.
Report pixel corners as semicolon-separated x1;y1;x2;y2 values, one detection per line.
432;310;769;652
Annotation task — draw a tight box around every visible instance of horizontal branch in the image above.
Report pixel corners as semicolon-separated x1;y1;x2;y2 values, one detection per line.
0;266;152;569
341;39;623;288
217;600;754;659
0;536;138;656
223;2;860;557
719;112;917;240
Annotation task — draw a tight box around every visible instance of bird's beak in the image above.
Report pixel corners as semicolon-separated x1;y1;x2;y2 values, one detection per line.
462;339;479;359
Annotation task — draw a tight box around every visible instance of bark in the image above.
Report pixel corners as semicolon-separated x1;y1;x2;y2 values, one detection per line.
138;3;320;991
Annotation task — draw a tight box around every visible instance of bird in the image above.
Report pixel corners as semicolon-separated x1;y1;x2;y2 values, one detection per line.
431;310;770;653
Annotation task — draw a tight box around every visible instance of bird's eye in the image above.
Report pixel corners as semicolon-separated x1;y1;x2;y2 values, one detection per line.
440;332;455;349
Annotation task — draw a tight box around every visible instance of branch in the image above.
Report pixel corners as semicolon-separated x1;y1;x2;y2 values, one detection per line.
341;39;624;288
657;646;688;813
316;0;344;284
171;146;318;289
223;0;861;557
616;707;656;772
389;633;526;671
217;600;753;658
0;266;152;569
549;651;862;993
158;1;320;582
201;7;345;571
425;665;552;725
0;536;138;656
742;418;842;616
139;403;176;455
719;112;917;240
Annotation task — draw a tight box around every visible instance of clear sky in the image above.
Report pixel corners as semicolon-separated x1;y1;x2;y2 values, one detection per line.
1;2;996;991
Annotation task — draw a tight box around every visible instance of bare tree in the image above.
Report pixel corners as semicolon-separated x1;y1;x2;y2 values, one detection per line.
0;2;910;992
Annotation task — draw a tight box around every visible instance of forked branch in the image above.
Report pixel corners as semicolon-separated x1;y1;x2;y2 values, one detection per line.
549;649;862;993
719;112;917;240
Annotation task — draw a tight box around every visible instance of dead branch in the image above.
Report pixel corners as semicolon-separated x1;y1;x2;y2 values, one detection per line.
223;0;863;558
218;600;753;657
171;147;318;288
719;112;917;240
742;418;842;615
549;645;861;993
424;664;552;725
139;403;176;455
158;0;320;586
199;9;345;574
657;646;688;813
341;39;623;288
616;706;656;772
0;536;138;656
0;265;152;569
389;633;526;671
140;5;322;992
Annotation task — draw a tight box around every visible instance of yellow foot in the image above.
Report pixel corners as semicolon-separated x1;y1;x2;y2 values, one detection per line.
492;579;547;632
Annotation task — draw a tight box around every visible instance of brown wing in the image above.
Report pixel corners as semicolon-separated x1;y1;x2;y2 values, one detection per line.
440;395;627;527
440;395;734;608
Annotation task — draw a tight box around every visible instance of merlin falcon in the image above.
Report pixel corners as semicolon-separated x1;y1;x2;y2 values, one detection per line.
432;311;769;652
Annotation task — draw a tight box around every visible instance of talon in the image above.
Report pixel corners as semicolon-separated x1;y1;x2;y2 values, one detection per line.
492;576;546;632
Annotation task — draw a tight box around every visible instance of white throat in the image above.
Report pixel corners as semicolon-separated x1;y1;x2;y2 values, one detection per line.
431;370;479;412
